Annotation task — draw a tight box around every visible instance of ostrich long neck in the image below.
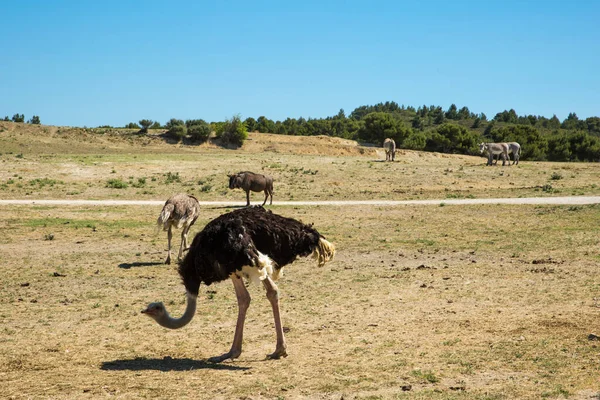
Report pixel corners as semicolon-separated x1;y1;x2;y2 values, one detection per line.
157;292;198;329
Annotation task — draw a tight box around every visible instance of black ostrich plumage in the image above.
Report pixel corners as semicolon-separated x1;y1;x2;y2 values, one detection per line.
178;206;324;295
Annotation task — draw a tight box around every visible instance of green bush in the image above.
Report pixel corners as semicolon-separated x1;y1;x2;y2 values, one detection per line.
165;118;185;130
167;124;187;141
106;178;128;189
164;172;180;184
188;121;211;142
216;115;248;147
139;119;153;133
185;119;207;128
403;132;427;150
356;112;411;145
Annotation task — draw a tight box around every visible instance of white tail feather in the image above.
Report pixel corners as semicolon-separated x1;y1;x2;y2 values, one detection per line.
313;237;335;267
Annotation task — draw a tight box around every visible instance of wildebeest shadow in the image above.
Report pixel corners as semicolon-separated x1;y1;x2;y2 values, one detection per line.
101;357;250;371
118;261;164;269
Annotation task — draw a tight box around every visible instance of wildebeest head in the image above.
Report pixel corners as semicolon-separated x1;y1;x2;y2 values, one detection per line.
479;143;488;153
228;174;242;189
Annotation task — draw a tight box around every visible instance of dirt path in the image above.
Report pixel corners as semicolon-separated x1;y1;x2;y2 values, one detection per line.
1;196;599;206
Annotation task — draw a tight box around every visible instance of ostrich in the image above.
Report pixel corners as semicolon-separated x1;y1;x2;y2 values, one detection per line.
142;206;335;362
157;193;201;264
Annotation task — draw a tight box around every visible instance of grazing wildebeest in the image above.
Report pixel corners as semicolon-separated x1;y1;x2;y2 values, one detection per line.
490;142;522;165
383;138;396;161
479;142;509;166
228;171;274;206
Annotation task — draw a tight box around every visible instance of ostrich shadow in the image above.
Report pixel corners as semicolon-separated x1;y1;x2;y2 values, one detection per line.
118;261;164;269
209;204;274;210
101;357;250;372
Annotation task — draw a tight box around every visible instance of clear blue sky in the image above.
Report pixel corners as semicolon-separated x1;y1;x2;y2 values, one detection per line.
1;0;598;127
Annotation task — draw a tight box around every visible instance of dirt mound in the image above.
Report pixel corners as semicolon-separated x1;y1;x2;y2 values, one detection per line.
0;121;381;157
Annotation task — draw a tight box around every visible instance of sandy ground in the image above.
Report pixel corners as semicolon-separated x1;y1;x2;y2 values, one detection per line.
1;196;600;206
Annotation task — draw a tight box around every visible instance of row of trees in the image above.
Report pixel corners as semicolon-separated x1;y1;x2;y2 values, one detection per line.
135;106;599;161
124;116;247;146
232;102;599;162
3;114;40;124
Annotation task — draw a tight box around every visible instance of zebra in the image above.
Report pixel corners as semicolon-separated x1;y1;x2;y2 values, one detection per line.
383;138;396;162
479;142;510;166
489;142;522;165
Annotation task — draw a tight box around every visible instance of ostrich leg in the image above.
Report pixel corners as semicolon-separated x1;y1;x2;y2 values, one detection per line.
165;226;173;264
263;276;288;359
178;224;189;261
208;275;251;362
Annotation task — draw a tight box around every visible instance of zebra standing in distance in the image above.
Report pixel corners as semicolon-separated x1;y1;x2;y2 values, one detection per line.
479;142;510;166
383;138;396;161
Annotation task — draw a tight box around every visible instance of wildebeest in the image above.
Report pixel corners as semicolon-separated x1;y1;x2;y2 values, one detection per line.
479;142;509;166
383;138;396;161
228;171;274;206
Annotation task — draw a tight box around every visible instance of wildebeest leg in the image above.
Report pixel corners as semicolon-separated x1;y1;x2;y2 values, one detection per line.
208;275;251;363
487;153;493;166
245;190;251;206
263;276;288;359
262;189;268;206
165;225;173;264
502;151;508;166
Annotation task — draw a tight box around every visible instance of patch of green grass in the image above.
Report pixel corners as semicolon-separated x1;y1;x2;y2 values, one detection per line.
541;385;570;398
164;172;181;184
29;178;61;188
131;177;146;188
199;183;212;192
411;369;439;384
106;178;128;189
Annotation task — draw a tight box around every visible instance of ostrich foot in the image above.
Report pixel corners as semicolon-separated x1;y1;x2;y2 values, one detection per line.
207;350;241;363
266;347;288;360
165;256;171;265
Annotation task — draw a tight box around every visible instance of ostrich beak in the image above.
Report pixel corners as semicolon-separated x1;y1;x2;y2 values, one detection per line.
141;307;152;315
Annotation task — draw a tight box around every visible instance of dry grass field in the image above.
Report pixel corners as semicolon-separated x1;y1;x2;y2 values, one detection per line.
1;122;600;399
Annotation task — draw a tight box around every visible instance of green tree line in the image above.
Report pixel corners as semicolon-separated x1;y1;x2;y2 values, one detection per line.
125;103;600;161
237;102;600;162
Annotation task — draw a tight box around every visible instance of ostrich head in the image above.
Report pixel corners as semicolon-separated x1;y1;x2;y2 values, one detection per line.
141;294;197;330
141;302;166;319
